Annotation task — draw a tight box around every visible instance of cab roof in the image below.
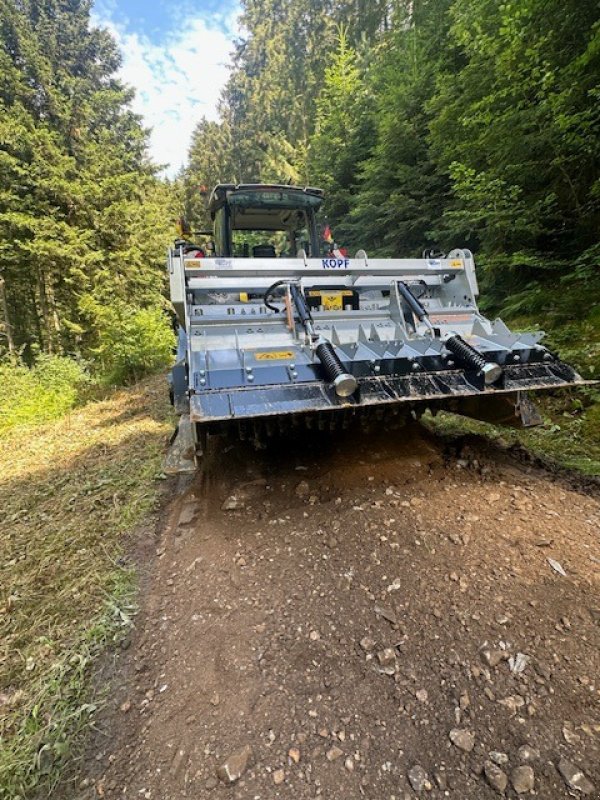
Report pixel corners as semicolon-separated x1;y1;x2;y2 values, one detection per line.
208;184;324;214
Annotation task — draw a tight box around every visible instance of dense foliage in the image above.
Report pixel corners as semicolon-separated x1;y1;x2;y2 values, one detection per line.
0;0;175;374
185;0;600;330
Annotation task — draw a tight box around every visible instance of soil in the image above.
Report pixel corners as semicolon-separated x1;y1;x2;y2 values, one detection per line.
76;421;599;799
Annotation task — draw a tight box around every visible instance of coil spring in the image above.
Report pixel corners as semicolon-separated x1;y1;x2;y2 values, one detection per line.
445;335;487;372
316;341;348;382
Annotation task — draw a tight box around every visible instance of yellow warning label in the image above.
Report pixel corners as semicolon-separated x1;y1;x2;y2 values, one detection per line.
254;351;295;361
307;290;353;311
450;259;463;268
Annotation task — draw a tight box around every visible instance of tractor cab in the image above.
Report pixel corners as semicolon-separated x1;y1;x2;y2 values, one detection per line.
208;184;325;258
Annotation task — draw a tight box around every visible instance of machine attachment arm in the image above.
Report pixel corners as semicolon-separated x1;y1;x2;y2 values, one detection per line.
397;281;435;334
289;283;357;398
397;281;502;385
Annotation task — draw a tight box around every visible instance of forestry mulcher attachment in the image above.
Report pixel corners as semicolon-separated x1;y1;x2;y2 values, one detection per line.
167;184;586;469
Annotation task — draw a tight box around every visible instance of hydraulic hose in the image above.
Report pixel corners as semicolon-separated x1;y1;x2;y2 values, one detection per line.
397;281;502;385
289;283;357;397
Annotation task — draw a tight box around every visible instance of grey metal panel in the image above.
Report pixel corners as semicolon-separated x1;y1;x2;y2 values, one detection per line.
188;365;590;424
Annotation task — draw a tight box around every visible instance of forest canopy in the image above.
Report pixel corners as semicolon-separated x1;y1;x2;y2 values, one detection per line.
185;0;600;322
0;0;175;377
1;0;599;377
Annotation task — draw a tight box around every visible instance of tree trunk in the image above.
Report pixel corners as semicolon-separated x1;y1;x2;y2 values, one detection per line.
37;268;53;354
0;275;16;355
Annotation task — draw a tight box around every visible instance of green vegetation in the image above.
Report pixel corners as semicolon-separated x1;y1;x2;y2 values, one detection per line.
0;0;598;796
0;376;173;799
184;0;599;471
0;355;88;433
0;0;176;364
184;0;599;326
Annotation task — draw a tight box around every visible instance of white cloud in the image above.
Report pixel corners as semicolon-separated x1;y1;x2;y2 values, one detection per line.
94;7;240;177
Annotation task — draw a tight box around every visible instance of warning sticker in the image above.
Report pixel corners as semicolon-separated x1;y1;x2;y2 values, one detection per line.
254;351;295;361
449;259;463;268
307;290;353;311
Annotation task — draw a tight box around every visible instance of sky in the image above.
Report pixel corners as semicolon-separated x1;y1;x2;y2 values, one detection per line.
92;0;241;177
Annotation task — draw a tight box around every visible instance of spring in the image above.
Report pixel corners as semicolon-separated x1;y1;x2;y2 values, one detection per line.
316;341;348;382
445;335;487;372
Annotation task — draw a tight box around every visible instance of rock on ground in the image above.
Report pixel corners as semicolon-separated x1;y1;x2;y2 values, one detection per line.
75;425;600;800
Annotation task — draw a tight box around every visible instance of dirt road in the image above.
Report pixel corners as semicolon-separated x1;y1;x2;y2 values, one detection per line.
79;422;599;799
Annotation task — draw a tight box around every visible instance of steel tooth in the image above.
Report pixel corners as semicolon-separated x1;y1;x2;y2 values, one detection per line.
330;326;341;347
369;324;382;342
472;318;493;338
407;338;433;356
394;325;409;343
358;324;370;344
492;319;512;337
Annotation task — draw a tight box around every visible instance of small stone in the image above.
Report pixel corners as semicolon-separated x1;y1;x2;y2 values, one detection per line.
120;700;131;713
377;648;397;674
309;630;320;641
449;728;475;752
374;605;397;625
511;765;534;794
433;768;447;790
273;769;285;785
288;747;301;765
205;776;219;790
360;636;376;652
557;758;595;795
517;745;539;762
221;495;243;511
217;745;254;784
408;765;431;792
170;748;186;776
210;693;220;706
489;752;509;766
484;760;508;794
345;757;355;772
416;689;428;703
295;481;310;498
326;746;344;762
563;721;581;745
498;695;525;715
177;504;196;526
482;649;505;668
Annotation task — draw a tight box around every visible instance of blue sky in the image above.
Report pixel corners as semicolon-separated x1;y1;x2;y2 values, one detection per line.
92;0;241;176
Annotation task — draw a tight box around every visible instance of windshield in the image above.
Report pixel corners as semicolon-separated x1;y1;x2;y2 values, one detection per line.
228;189;323;211
231;223;312;258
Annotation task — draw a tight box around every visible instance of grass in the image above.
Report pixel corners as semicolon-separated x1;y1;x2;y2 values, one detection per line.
0;313;598;799
0;374;174;799
0;356;90;434
423;311;600;477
